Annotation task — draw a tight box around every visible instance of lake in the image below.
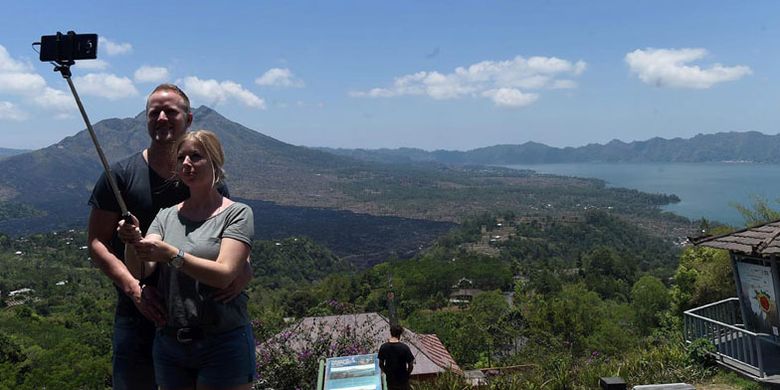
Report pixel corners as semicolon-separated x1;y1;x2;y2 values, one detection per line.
504;162;780;227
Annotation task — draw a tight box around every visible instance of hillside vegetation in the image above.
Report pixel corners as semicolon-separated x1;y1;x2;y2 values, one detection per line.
0;209;743;388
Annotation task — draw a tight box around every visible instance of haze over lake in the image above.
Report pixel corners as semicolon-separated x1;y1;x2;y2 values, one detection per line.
505;162;780;227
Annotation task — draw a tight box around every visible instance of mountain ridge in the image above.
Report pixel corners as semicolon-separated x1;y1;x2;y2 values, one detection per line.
0;107;694;254
0;106;459;264
0;147;30;159
318;130;780;164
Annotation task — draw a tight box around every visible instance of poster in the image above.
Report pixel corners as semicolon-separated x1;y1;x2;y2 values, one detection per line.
737;261;780;336
324;353;382;390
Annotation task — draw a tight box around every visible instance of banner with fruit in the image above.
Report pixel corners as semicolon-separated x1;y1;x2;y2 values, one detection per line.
737;261;779;336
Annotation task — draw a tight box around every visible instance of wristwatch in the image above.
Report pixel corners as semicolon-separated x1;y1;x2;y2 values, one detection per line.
169;248;185;269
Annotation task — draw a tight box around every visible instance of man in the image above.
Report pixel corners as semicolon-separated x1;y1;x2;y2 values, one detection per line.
378;324;415;390
87;83;251;389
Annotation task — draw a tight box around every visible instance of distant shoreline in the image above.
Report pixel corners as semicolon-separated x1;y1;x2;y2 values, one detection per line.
504;161;779;227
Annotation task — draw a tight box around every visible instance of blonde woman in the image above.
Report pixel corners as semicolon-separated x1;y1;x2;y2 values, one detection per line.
120;130;255;390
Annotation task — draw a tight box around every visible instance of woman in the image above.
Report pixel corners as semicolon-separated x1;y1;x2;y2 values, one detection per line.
120;130;255;390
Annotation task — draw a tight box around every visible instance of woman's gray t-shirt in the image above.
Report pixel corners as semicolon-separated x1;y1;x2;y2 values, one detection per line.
147;202;254;332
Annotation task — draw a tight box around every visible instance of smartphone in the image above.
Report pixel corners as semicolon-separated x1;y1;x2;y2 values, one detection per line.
39;32;98;62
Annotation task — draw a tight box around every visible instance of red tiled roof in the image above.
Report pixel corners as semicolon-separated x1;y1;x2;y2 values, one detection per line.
414;334;462;375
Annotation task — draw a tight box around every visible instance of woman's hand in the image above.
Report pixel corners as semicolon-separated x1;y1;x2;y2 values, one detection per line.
134;236;176;263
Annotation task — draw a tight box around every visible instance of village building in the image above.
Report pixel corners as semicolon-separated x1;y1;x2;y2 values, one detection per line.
448;288;484;306
5;288;35;307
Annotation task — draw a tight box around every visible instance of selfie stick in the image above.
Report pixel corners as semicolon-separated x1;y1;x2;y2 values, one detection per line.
45;32;131;221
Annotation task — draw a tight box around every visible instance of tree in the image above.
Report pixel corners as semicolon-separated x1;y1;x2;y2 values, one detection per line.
0;331;25;364
671;246;734;314
525;283;602;355
285;290;318;317
732;195;780;227
581;246;636;301
527;268;562;296
631;275;669;334
468;290;513;365
469;290;510;327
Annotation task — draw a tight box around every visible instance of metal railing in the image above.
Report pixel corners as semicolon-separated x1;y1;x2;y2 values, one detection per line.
684;297;768;378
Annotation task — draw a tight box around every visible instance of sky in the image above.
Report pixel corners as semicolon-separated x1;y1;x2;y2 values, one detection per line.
0;1;778;151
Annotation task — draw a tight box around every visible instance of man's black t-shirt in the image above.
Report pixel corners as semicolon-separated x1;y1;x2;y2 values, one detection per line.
88;151;229;317
378;341;414;386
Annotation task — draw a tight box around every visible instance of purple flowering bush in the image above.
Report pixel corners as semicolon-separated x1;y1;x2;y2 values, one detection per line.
253;313;381;389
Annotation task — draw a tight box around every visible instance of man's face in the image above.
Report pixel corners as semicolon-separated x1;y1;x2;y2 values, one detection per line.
146;90;192;145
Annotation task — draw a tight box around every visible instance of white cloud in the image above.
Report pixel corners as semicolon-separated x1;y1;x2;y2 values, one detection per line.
34;87;76;111
351;55;585;107
134;66;170;83
255;68;305;88
77;59;110;71
0;73;73;111
551;79;577;89
482;88;539;107
53;112;74;119
73;73;139;100
0;101;27;120
0;45;31;72
182;76;266;109
0;73;47;94
625;48;751;89
0;45;75;115
100;37;133;56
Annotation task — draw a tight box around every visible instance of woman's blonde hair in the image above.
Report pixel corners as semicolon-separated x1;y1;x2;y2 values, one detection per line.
174;130;226;187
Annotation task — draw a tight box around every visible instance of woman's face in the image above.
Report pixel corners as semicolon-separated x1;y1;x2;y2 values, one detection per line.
176;139;213;187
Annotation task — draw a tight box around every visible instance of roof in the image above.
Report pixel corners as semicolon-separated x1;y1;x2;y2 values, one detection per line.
692;220;780;256
416;334;462;375
264;312;461;376
449;288;483;298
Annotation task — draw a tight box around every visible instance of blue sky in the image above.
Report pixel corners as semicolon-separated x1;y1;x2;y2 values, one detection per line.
0;1;777;150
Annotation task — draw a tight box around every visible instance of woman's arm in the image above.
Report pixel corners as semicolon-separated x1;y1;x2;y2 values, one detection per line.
141;236;250;289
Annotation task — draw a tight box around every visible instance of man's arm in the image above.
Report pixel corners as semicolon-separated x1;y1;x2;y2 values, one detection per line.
88;208;165;325
377;347;387;374
88;208;139;295
406;348;415;374
212;257;253;303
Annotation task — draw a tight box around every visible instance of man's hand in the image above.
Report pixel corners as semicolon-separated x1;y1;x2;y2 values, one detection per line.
116;213;142;244
127;283;166;327
213;259;253;303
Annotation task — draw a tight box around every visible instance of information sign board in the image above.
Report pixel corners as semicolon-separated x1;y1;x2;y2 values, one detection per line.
324;353;383;390
737;261;780;336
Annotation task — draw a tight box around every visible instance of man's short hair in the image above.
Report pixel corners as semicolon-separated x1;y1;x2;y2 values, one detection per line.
390;324;404;338
147;83;191;114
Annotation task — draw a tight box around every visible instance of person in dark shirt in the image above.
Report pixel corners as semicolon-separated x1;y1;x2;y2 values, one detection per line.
378;324;415;390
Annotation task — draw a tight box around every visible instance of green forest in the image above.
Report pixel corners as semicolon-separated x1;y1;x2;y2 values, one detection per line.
0;210;761;389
